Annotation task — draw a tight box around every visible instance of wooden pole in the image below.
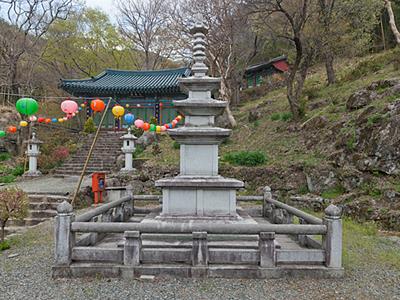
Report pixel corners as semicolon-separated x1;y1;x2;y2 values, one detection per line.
71;98;112;207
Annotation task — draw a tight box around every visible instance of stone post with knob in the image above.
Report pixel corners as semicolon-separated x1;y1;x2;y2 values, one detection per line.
323;204;343;269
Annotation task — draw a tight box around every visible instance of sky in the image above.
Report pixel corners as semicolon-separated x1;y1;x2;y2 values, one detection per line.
85;0;118;19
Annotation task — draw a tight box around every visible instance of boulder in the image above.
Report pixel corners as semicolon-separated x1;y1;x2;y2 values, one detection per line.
346;89;378;111
248;107;261;122
136;131;158;148
301;115;328;130
0;106;21;154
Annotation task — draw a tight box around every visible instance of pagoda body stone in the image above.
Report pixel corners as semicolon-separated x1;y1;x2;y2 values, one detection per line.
155;16;244;217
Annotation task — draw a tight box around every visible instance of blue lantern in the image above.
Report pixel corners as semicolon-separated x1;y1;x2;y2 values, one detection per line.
124;113;135;125
52;118;58;123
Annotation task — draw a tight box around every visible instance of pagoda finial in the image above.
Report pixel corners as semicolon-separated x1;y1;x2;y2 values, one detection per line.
190;14;208;77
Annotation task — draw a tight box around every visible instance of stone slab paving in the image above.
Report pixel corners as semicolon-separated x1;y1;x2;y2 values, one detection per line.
3;175;92;194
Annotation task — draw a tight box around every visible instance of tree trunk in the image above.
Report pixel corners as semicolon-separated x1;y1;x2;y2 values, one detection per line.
220;76;237;128
385;0;400;45
324;51;336;85
1;222;5;243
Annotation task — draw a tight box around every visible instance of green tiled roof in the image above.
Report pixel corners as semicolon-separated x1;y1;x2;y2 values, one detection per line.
60;67;191;97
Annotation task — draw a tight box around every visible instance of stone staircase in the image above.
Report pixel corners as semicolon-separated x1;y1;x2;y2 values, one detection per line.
54;131;123;176
5;193;69;236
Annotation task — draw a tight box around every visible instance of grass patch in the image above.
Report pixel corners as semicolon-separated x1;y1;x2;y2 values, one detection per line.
0;153;11;161
342;218;400;270
0;175;16;184
0;240;10;251
321;186;345;199
270;112;292;122
223;151;267;166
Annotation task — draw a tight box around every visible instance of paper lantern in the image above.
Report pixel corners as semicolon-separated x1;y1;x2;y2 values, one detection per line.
20;121;28;127
80;103;86;108
29;116;37;122
38;117;45;123
16;98;39;115
150;124;156;132
134;119;144;128
112;105;125;118
45;119;52;124
126;104;130;108
61;100;78;115
142;123;150;131
90;99;105;112
63;117;68;121
124;113;135;125
7;126;17;133
0;131;5;138
52;118;57;123
161;126;167;132
156;125;161;133
58;118;64;123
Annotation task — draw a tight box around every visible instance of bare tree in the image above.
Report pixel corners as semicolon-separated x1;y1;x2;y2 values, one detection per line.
0;0;73;99
250;0;317;120
116;0;177;70
385;0;400;45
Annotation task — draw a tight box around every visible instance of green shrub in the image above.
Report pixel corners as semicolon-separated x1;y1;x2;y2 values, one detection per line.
270;112;292;122
223;151;266;166
11;165;24;177
172;141;180;149
271;113;281;121
0;153;11;162
281;112;293;122
0;240;10;251
0;175;16;184
83;117;96;134
150;117;157;125
367;114;383;126
133;145;144;158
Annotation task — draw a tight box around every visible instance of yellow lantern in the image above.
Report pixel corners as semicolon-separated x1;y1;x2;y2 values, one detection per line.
112;105;125;118
156;125;161;133
80;103;86;108
58;118;64;123
20;121;28;127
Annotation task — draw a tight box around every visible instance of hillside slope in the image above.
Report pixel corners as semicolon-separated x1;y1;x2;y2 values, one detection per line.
139;49;400;230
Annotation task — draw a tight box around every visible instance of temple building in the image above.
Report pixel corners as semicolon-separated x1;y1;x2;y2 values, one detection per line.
59;67;190;128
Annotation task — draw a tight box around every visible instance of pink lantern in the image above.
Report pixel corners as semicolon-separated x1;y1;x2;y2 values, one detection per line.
61;100;78;116
63;116;68;121
161;126;167;132
172;119;178;125
134;119;144;128
29;115;37;122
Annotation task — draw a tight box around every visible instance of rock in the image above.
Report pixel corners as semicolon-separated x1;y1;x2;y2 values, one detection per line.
301;115;328;130
7;253;19;259
308;99;330;110
346;89;378;111
248;107;261;122
116;154;125;170
140;275;155;280
215;109;232;128
0;105;21;155
383;190;400;202
304;169;338;194
136;132;158;148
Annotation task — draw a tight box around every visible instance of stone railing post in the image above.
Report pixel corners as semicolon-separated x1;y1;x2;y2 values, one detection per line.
125;185;134;218
263;186;273;218
297;218;307;246
124;231;141;266
323;204;342;268
55;201;75;266
259;232;275;268
192;232;208;266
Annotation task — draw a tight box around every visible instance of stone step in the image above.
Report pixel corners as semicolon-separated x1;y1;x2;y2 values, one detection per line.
28;194;70;203
28;209;57;218
29;202;60;210
7;218;49;227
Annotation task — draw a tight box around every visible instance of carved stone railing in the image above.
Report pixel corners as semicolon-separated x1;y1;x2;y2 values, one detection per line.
54;186;342;275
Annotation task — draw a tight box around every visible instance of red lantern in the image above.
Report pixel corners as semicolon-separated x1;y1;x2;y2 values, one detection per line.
165;124;170;129
90;99;105;112
7;126;17;133
142;123;150;131
38;117;45;123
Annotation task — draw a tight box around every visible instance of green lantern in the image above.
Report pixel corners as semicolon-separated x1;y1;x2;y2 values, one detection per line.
0;131;6;138
150;124;156;131
15;98;39;115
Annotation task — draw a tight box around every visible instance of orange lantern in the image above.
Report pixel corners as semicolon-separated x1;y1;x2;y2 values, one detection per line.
90;99;106;112
142;122;150;131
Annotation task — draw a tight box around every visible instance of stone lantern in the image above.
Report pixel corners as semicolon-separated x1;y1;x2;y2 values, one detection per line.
120;128;137;172
24;132;43;177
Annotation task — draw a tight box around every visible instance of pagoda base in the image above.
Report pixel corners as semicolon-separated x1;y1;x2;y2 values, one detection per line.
155;176;244;217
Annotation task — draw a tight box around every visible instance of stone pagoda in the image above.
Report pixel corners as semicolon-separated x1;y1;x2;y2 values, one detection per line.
155;16;244;217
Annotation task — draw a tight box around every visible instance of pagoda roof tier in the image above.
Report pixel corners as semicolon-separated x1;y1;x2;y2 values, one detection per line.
59;67;191;97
